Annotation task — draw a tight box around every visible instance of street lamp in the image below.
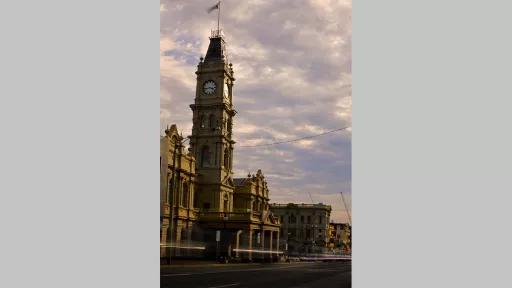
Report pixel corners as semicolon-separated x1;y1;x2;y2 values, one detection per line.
216;215;229;263
311;224;317;254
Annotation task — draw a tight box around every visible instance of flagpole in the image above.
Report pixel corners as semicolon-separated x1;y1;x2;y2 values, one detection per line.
217;1;221;32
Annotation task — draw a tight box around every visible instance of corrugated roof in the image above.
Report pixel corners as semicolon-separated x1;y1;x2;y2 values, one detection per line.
233;178;248;186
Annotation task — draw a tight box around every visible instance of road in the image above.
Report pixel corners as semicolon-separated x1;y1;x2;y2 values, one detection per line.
161;261;351;288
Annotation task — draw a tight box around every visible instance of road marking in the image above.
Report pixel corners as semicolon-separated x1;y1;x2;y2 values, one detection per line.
161;263;314;277
207;283;240;288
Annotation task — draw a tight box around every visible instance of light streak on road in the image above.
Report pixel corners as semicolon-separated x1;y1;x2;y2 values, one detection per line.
160;244;206;250
232;248;284;254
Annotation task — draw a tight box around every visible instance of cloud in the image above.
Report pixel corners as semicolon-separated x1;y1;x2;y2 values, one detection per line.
161;0;351;222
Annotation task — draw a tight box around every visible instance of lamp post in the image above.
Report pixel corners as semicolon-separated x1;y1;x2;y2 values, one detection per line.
223;215;229;259
311;224;317;254
216;215;228;263
286;232;291;260
167;138;178;264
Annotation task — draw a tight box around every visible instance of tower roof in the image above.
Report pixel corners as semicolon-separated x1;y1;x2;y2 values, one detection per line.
204;30;227;63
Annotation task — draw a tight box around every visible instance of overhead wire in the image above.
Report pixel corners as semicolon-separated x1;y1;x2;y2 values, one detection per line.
237;126;351;148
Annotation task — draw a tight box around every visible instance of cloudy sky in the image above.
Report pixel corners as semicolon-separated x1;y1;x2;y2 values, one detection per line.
161;0;351;223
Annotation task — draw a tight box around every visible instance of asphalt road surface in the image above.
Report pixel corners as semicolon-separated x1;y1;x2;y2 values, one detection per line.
161;261;351;288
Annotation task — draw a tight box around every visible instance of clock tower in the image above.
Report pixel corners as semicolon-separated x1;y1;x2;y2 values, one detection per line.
189;30;236;213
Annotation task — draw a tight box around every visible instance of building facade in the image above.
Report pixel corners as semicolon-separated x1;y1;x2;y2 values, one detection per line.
328;222;352;253
270;203;332;255
160;29;281;262
160;125;200;260
232;170;281;261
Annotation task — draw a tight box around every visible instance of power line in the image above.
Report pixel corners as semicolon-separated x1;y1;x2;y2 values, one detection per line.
237;126;350;148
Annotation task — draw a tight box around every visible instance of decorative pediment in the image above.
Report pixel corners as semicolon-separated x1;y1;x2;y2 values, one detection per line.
262;210;279;225
222;174;235;187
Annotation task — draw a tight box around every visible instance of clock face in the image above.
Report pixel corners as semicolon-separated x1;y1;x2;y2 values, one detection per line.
203;80;216;95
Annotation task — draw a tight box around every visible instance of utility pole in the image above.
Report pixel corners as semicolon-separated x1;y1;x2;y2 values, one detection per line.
340;192;351;225
168;136;183;264
168;141;178;264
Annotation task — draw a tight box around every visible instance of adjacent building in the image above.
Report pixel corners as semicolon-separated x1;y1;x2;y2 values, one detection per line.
270;203;332;255
328;222;352;254
160;125;200;259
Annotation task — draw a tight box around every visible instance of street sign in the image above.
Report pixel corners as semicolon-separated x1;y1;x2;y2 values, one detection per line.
216;230;220;242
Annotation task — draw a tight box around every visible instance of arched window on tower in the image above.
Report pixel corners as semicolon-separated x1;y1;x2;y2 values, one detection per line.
199;115;206;128
208;114;214;129
223;147;229;168
200;145;210;167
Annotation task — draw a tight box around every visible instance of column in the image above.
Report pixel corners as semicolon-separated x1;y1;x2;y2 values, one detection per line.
160;222;168;259
186;225;193;257
175;222;182;256
275;231;280;261
260;230;265;262
235;230;243;258
248;230;253;261
269;230;273;262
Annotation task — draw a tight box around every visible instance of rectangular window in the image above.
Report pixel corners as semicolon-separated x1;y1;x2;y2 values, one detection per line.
319;216;323;224
300;215;304;223
307;216;311;224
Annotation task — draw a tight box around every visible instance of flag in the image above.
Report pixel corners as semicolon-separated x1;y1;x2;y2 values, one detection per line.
207;1;220;13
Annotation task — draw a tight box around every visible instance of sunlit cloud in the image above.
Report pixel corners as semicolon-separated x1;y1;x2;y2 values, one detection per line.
161;0;351;222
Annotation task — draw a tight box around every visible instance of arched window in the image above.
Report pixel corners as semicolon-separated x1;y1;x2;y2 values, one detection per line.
169;178;179;205
200;146;210;167
168;178;173;203
199;115;205;128
208;114;214;128
182;182;189;207
223;147;229;168
181;228;187;241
